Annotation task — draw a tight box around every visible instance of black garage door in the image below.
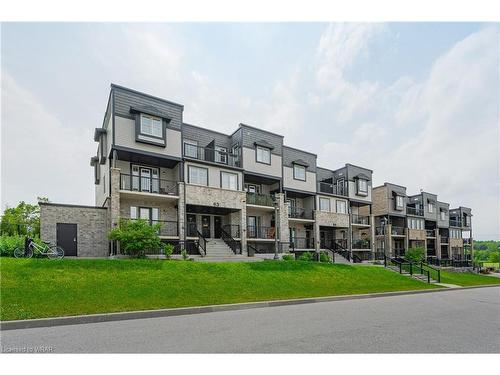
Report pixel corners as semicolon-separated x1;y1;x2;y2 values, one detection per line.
56;223;77;256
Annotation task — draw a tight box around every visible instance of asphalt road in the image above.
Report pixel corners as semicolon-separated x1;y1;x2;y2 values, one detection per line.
1;287;499;353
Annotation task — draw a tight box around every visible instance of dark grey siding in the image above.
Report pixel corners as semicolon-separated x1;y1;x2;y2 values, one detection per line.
182;123;231;148
385;183;407;216
317;167;334;182
231;128;242;147
113;85;183;130
240;124;283;154
422;192;438;221
346;164;373;182
282;146;317;172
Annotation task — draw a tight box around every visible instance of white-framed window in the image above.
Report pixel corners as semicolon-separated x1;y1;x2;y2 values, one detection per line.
319;197;330;212
184;140;198;158
428;203;434;213
440;210;446;221
336;200;347;214
293;164;306;181
256;146;271;164
410;218;424;230
188;165;208;186
215;146;228;164
130;206;159;223
358;179;368;194
396;195;404;209
221;171;238;190
140;114;162;138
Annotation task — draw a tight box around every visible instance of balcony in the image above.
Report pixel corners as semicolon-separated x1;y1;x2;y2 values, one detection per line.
375;227;385;235
290;237;315;249
246;192;274;207
407;207;424;216
352;239;371;250
317;181;348;197
450;219;462;227
247;226;275;239
288;207;314;220
184;143;240;167
463;238;472;245
351;214;370;226
123;219;178;237
440;236;449;244
426;229;436;238
391;226;405;236
120;173;178;196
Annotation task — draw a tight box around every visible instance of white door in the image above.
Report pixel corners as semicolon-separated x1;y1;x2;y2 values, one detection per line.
141;168;151;192
132;165;140;191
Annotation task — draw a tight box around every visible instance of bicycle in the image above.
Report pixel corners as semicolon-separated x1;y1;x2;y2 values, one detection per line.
13;237;65;260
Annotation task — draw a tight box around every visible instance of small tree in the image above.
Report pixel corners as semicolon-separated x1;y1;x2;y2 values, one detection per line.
181;249;189;260
405;247;426;263
164;243;174;259
108;219;163;258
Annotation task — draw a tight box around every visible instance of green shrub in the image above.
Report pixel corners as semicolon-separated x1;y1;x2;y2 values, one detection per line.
0;235;44;257
282;254;295;261
108;219;163;258
319;251;331;263
405;247;425;263
163;243;174;259
298;252;314;262
181;249;189;260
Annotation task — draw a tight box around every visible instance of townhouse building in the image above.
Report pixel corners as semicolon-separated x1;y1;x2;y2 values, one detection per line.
40;84;471;262
372;183;473;261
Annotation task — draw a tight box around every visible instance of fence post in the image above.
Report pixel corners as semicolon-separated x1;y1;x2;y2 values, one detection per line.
410;263;413;275
427;271;430;283
438;269;441;283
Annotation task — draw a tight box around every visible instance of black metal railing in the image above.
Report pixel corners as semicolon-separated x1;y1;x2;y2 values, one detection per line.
222;224;240;238
221;227;241;255
122;219;178;237
375;227;385;235
120;173;178;195
407;207;424;216
288;207;314;220
449;219;462;227
247;225;276;239
120;240;200;256
391;226;405;235
427;257;473;268
354;252;372;261
463;238;472;245
374;251;386;260
248;243;281;256
183;143;240;167
290;237;315;249
352;239;371;249
197;230;207;257
351;214;370;225
317;181;348;196
246;192;274;207
426;229;436;238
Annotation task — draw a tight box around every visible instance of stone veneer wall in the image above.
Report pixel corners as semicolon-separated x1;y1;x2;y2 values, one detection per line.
40;203;109;257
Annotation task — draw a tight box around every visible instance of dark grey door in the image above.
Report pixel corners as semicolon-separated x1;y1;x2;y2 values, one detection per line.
201;216;211;238
214;216;222;238
57;223;77;256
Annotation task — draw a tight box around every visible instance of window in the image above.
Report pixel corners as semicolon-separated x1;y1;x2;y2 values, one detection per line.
130;206;138;219
293;164;306;181
440;210;446;221
256;146;271;164
140;114;162;138
130;207;158;223
357;179;368;194
215;146;228;164
184;140;198;158
221;171;238;190
428;203;434;213
188;166;208;186
396;195;404;209
319;197;330;212
409;218;424;230
336;200;347;214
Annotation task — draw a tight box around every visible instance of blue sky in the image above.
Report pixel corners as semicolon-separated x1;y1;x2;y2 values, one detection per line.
1;22;499;239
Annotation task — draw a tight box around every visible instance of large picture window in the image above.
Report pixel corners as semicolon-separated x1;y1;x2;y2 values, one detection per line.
221;171;238;190
140;114;162;138
293;164;306;181
188;166;208;186
256;146;271;164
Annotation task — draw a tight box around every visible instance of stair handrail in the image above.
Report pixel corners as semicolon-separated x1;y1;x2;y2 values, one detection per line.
197;230;207;257
220;227;241;255
420;261;441;283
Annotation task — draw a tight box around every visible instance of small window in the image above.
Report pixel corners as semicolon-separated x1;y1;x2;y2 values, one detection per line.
440;210;446;221
188;166;208;186
140;114;162;138
357;179;368;194
396;195;404;209
336;200;347;214
293;164;306;181
184;140;198;158
130;206;138;219
428;203;434;213
256;146;271;164
319;197;330;212
221;171;238;190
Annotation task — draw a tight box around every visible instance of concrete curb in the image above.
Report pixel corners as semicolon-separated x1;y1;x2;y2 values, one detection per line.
2;284;499;331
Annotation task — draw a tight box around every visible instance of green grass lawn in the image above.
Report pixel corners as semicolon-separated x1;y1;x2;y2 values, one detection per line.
439;270;500;286
0;258;441;321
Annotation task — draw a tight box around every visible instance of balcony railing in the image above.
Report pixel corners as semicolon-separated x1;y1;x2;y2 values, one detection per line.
351;214;370;225
407;207;424;216
120;173;178;196
288;207;314;220
222;224;240;238
440;236;449;244
247;226;276;239
246;192;274;207
450;219;462;227
375;226;385;235
290;237;315;249
463;238;472;245
183;143;240;167
391;226;405;236
317;181;348;196
352;239;371;249
426;229;436;238
123;219;178;237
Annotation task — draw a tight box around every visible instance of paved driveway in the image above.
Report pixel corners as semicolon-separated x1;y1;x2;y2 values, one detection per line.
1;287;499;353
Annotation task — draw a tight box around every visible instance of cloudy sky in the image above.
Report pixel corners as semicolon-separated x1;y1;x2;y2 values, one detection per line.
1;23;498;239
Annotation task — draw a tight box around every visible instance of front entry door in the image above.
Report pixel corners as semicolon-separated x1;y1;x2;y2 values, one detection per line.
187;214;197;237
201;216;211;238
214;216;222;238
57;223;77;256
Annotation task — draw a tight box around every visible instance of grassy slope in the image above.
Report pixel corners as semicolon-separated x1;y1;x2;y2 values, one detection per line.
1;258;439;321
439;271;500;286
